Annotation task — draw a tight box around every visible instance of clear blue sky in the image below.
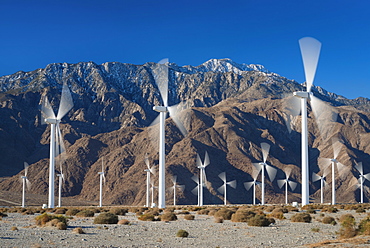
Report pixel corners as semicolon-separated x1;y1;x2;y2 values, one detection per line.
1;0;369;99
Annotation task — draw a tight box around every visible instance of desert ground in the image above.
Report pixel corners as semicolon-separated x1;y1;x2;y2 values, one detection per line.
1;202;370;248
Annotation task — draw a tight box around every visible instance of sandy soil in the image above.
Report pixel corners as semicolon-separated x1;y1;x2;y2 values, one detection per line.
1;208;370;248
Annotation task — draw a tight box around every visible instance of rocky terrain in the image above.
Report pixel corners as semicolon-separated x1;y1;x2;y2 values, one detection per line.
1;58;370;206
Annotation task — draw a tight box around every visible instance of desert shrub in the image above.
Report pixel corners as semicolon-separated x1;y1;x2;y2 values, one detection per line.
93;212;118;224
138;213;155;221
109;208;128;216
11;226;18;231
208;209;217;216
264;206;275;212
268;208;286;220
144;209;160;216
231;209;256;222
290;213;312;223
322;207;338;213
339;214;355;223
214;208;235;220
311;227;320;232
22;210;34;215
65;208;80;216
184;214;195;220
0;212;8;217
214;217;223;223
118;219;130;225
358;217;370;235
176;229;189;237
307;209;316;214
338;214;357;239
56;222;67;230
72;227;85;234
322;216;336;225
76;210;95;217
160;212;177;221
178;210;190;215
356;207;366;213
268;217;276;224
35;213;68;226
54;209;66;214
286;206;299;212
197;209;210;215
247;215;273;227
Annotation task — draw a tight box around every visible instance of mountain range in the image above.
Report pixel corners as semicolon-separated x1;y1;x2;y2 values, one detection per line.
1;58;370;206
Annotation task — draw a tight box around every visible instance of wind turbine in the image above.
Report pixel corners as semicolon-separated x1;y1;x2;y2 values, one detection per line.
244;168;261;205
150;179;158;208
151;58;187;208
144;153;155;207
98;157;106;207
197;152;210;206
277;168;297;205
312;171;329;204
170;175;184;206
56;163;65;208
253;142;277;205
319;139;346;205
217;172;236;205
285;37;338;206
40;82;73;208
354;161;370;203
21;162;31;208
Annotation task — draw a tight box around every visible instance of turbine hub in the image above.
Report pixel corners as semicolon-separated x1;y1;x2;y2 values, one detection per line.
293;91;310;99
330;158;338;163
56;174;62;177
21;176;27;179
153;106;167;112
98;172;104;175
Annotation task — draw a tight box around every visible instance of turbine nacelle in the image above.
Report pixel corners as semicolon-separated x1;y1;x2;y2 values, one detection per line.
98;172;104;175
153;106;168;112
45;118;60;124
330;158;338;163
293;91;310;99
21;176;27;179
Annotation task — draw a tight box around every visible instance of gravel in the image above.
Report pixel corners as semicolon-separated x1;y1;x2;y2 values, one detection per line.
0;209;369;247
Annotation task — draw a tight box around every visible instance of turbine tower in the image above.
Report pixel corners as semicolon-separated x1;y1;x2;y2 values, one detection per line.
217;172;236;205
56;163;64;208
319;139;346;205
277;168;297;205
244;168;261;205
170;175;184;206
40;82;73;208
98;157;106;207
191;175;201;206
21;162;31;208
312;171;328;204
144;153;155;207
354;161;370;203
253;143;277;205
151;58;187;208
196;152;210;206
285;37;337;206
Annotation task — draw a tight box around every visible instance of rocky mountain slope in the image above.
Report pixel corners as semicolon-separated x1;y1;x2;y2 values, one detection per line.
1;58;370;206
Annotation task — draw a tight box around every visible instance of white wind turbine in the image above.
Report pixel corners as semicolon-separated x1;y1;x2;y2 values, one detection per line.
277;168;297;205
150;179;158;208
312;170;329;204
21;162;31;208
253;142;277;205
98;157;106;207
56;163;65;208
244;168;261;205
217;172;236;205
354;161;370;203
319;139;346;205
144;153;155;207
170;175;185;206
41;82;73;208
285;37;338;206
151;58;188;208
197;152;210;206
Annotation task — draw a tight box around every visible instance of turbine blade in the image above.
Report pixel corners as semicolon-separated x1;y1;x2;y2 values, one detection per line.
244;181;254;191
178;185;185;192
40;95;56;122
337;162;346;174
191;185;199;195
312;172;321;182
204;151;210;167
152;58;169;107
196;153;202;168
332;138;343;160
191;175;199;184
277;179;286;189
282;96;301;133
26;179;31;190
266;164;277;182
253;163;262;172
24;162;29;177
285;167;292;179
364;173;370;181
171;175;177;184
227;180;237;189
218;172;226;182
311;95;338;140
355;161;363;175
318;158;332;174
251;167;261;180
260;142;270;163
168;103;188;136
217;185;225;194
323;180;328;188
288;181;297;191
56;83;73;120
299;37;321;92
144;153;150;169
